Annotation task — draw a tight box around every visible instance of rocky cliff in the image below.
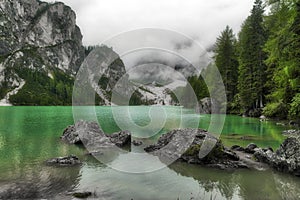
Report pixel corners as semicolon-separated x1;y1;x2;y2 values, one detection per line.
0;0;191;106
0;0;84;105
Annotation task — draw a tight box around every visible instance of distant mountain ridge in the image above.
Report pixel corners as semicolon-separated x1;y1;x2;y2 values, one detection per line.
0;0;194;106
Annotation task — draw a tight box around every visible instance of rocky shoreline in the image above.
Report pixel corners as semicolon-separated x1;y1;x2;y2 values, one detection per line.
56;120;300;176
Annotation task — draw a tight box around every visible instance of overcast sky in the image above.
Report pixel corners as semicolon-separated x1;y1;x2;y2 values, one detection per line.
45;0;254;47
43;0;255;70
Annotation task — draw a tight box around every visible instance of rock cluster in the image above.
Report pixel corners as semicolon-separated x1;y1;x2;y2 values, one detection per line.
60;121;300;175
61;120;131;149
144;129;247;170
254;136;300;176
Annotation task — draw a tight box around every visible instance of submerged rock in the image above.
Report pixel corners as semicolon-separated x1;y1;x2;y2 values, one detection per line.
144;129;248;170
132;140;143;146
72;192;92;198
45;155;81;166
61;120;131;148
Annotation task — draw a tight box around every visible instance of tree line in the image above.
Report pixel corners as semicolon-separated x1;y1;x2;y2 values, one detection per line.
211;0;300;120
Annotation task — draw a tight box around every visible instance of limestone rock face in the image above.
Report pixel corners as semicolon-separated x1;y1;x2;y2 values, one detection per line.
0;0;84;73
0;0;84;103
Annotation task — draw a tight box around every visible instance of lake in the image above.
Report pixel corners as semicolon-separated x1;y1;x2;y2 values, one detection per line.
0;106;299;199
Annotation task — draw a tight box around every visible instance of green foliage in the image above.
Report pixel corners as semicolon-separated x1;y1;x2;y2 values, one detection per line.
214;25;239;104
289;93;300;120
129;91;151;105
98;76;109;89
187;75;209;101
177;75;209;108
9;68;74;106
167;89;179;105
263;0;300;119
0;81;9;100
200;63;227;113
184;144;201;156
237;0;268;113
263;101;288;119
228;94;242;114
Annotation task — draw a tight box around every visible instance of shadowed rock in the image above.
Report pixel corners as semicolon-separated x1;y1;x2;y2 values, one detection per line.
144;129;248;170
109;130;131;147
244;143;258;153
231;145;245;151
254;136;300;176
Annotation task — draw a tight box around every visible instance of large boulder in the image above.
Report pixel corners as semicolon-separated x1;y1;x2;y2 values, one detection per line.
61;121;131;148
254;136;300;176
144;129;245;170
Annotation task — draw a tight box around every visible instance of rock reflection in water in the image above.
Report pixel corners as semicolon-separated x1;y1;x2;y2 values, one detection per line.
168;162;300;200
0;165;80;199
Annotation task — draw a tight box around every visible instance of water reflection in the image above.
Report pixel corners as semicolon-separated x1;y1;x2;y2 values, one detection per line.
0;165;81;199
168;162;300;200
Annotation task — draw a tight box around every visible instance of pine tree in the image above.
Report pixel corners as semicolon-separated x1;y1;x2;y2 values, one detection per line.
263;0;300;118
237;0;267;114
214;26;239;106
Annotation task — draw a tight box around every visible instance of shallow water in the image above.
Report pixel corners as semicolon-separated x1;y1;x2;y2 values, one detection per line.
0;106;298;199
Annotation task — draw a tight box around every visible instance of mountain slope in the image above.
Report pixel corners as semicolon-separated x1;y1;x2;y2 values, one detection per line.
0;0;84;105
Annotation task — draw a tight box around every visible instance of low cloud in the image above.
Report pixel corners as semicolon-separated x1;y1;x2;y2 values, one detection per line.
45;0;254;70
45;0;253;47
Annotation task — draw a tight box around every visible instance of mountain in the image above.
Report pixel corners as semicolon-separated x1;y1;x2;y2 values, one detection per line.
0;0;162;106
0;0;84;105
0;0;192;106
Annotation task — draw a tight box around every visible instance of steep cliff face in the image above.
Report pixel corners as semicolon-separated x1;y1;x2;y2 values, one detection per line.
0;0;179;106
0;0;84;105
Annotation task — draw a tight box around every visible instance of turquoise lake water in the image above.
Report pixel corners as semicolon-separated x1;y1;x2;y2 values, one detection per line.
0;106;299;199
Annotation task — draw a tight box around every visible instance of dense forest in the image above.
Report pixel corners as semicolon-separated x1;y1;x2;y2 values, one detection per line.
194;0;300;121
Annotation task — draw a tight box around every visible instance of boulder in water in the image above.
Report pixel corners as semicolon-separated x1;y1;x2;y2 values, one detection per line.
254;136;300;176
61;120;131;148
144;129;246;170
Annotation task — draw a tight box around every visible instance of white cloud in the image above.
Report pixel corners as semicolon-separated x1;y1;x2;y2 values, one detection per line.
44;0;254;48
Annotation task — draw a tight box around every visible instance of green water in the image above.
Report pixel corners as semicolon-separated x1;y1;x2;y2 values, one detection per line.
0;106;299;199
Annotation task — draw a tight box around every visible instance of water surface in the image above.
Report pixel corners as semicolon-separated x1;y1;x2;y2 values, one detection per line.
0;106;298;199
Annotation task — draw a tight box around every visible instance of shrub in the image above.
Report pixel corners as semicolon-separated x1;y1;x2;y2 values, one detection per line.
263;101;288;119
289;93;300;121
